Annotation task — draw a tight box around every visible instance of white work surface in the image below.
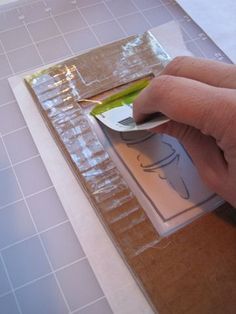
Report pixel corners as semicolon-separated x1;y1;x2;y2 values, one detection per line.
176;0;236;63
0;1;233;314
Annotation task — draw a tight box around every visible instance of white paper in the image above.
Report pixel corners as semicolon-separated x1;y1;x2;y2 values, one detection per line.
95;104;169;132
91;116;223;236
176;0;236;63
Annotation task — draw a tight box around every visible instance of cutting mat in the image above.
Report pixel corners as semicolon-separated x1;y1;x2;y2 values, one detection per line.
0;0;231;313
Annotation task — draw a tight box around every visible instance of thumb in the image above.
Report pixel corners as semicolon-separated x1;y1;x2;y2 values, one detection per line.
154;121;227;191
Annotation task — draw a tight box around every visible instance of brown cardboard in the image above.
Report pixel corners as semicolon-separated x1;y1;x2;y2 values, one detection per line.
144;204;236;314
25;32;236;313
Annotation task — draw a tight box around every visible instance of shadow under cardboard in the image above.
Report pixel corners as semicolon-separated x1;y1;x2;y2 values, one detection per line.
214;203;236;227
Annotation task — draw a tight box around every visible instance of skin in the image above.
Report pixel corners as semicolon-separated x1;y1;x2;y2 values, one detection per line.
133;56;236;207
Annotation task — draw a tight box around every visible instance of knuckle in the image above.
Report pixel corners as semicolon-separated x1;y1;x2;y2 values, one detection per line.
151;75;175;95
217;65;236;88
149;75;179;113
163;121;188;140
176;125;193;143
164;56;189;75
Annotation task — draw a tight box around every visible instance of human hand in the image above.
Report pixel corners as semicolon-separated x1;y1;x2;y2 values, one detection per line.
133;56;236;207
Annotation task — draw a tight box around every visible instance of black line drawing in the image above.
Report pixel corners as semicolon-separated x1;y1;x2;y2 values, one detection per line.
121;132;190;199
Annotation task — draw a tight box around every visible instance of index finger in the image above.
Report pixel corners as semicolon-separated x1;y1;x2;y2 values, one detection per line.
133;75;236;140
162;56;236;89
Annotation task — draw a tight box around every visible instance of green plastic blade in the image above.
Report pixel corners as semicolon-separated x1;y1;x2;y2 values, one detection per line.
90;78;150;116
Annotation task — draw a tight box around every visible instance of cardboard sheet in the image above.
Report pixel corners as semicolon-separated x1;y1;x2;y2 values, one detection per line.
8;22;191;312
10;72;236;313
9;73;154;314
23;26;223;236
9;22;226;313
